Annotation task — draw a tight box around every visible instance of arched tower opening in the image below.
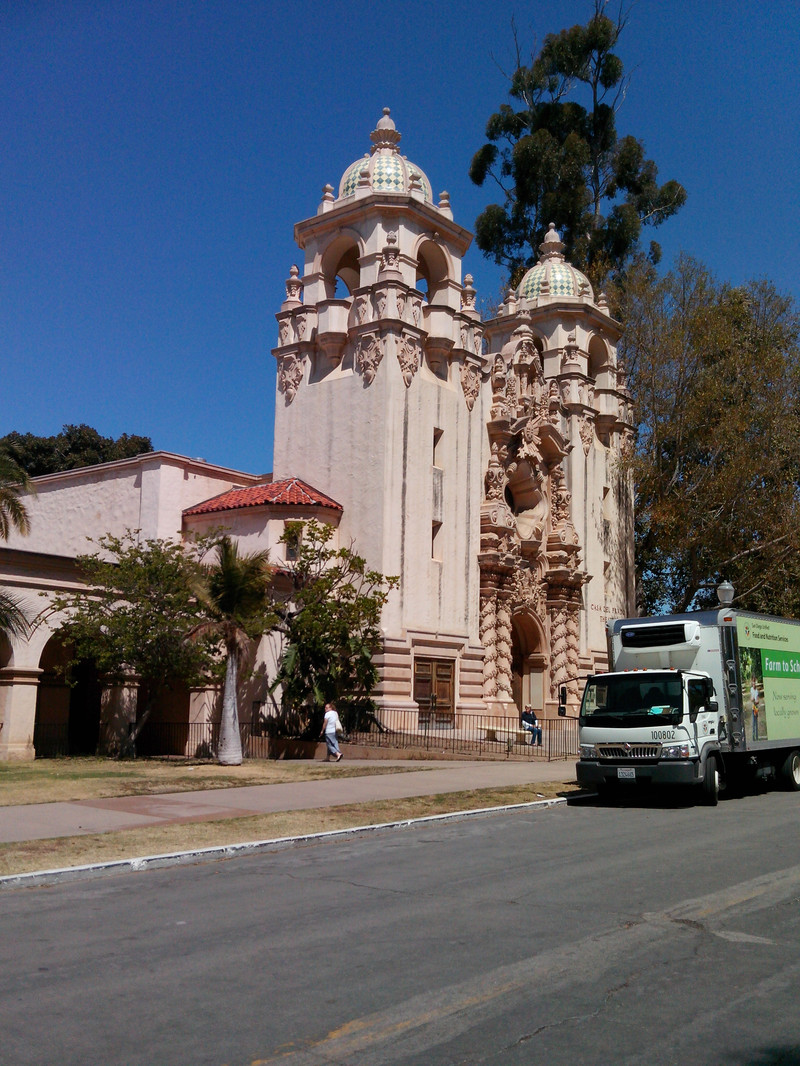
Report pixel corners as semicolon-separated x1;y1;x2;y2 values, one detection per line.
321;234;361;298
588;334;609;381
415;239;449;304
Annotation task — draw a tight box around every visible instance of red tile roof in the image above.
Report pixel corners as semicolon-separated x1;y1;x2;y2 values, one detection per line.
183;477;342;516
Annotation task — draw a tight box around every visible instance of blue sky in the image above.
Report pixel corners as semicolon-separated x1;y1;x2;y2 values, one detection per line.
3;0;798;475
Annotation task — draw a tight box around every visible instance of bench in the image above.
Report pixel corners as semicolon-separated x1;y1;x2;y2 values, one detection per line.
485;727;529;746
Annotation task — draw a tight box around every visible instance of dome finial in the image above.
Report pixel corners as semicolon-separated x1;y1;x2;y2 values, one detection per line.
539;223;565;262
370;107;401;153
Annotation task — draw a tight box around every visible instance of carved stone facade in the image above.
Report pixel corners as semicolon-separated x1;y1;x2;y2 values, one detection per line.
272;112;635;723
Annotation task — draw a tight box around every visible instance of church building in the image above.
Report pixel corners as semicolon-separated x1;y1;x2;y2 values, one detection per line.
270;108;634;725
0;110;634;759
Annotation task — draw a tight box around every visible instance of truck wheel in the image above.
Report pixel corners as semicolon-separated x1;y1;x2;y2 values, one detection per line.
780;750;800;791
702;757;719;806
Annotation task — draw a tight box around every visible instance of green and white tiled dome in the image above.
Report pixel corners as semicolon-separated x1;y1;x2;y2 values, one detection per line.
517;224;593;302
338;109;433;203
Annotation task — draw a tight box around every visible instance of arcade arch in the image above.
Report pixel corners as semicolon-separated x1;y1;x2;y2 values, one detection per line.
34;634;101;757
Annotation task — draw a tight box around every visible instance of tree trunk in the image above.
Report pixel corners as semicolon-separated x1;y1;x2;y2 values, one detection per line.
217;649;243;766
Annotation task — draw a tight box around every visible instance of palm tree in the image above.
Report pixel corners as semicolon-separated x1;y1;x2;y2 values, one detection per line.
0;452;32;541
0;590;30;638
0;453;33;637
194;536;273;765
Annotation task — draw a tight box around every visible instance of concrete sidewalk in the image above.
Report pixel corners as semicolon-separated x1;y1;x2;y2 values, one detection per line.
0;758;578;844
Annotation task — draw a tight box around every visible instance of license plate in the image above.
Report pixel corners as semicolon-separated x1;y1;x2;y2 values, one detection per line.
617;767;636;780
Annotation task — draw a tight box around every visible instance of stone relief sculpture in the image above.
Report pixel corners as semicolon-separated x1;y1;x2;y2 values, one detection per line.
484;441;506;501
355;333;384;385
397;333;421;387
460;364;481;411
277;352;305;404
579;415;594;456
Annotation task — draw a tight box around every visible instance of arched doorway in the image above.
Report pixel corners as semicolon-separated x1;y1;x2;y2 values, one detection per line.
34;636;102;757
511;611;547;715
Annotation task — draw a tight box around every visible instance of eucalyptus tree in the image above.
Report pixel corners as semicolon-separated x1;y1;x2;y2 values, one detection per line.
470;1;685;289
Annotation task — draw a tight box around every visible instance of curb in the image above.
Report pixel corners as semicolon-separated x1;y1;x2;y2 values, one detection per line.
0;796;566;891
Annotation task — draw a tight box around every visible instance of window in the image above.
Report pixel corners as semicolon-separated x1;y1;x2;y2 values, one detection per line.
284;525;301;562
432;521;442;559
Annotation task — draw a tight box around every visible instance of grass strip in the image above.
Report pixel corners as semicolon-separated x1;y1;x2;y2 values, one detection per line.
0;781;579;878
0;757;423;806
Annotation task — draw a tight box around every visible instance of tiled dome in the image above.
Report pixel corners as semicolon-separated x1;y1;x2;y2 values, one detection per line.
338;109;433;203
517;224;593;301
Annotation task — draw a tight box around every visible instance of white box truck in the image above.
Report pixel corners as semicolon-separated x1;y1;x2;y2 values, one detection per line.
569;587;800;805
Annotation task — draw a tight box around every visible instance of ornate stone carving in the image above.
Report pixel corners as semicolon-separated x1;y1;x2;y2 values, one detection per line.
277;352;304;404
473;330;483;358
356;296;370;324
411;297;422;325
551;463;572;526
484;442;506;501
355;333;383;385
549;380;562;425
296;312;309;340
579;415;594;456
460;364;481;411
380;231;400;275
495;597;513;697
283;264;303;306
480;591;498;698
509;566;547;620
549;604;570;699
279;320;290;346
396;292;406;318
461;273;477;313
397;333;421;387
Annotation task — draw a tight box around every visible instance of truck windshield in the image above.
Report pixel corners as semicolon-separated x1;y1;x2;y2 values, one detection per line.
580;674;683;727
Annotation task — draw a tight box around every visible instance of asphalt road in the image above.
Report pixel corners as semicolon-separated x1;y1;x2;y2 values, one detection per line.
4;789;800;1066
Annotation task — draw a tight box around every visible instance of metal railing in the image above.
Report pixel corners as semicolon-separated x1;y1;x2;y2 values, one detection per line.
333;710;579;761
33;712;578;762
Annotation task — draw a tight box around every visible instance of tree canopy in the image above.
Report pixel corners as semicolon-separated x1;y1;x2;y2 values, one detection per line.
469;1;685;288
51;532;217;755
0;424;152;477
620;256;800;615
270;521;398;731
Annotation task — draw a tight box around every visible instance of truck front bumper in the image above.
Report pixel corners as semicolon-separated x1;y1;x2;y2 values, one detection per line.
577;759;701;788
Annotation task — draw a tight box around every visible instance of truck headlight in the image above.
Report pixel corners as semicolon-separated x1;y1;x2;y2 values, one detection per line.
580;744;597;759
661;742;691;759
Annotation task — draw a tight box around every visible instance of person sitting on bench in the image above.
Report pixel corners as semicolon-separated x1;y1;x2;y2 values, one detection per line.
521;705;542;746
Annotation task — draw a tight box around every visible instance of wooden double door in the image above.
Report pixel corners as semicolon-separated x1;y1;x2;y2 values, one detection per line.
413;658;455;727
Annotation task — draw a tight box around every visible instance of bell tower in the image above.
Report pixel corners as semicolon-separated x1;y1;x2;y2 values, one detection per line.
271;110;490;718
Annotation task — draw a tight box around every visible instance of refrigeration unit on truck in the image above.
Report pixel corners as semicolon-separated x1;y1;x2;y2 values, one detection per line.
570;585;800;804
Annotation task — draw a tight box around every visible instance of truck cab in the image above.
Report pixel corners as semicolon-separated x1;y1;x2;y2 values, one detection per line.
576;668;723;802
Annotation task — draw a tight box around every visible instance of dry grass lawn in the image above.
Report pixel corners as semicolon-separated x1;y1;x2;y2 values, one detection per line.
0;756;420;806
0;780;578;878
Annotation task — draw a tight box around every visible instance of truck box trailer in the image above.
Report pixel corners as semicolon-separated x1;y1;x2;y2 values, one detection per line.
571;596;800;804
